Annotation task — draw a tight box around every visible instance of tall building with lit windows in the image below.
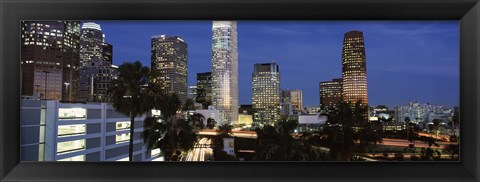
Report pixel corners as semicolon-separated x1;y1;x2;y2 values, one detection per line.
151;35;188;103
211;21;238;124
252;63;281;126
78;22;117;103
341;30;368;106
80;22;105;67
320;78;343;113
21;21;81;102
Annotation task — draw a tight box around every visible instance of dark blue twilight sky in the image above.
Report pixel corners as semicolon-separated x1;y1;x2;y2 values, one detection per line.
95;21;459;108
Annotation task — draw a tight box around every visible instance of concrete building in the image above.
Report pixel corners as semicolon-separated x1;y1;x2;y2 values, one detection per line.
80;22;112;67
195;106;222;126
211;21;238;124
151;35;188;104
21;21;81;102
252;63;281;126
77;59;119;103
20;99;161;161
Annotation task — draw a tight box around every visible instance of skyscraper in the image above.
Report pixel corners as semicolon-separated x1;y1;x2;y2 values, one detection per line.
211;21;238;124
196;72;213;108
252;63;281;126
21;21;81;101
80;22;105;67
320;78;343;113
341;30;368;106
151;35;188;103
282;89;303;114
78;22;116;103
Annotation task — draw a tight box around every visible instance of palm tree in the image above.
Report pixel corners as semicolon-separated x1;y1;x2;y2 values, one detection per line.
141;93;197;161
107;61;160;161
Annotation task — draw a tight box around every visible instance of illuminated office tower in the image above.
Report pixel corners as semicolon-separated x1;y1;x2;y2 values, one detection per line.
151;35;188;103
341;30;368;106
282;89;303;114
196;72;213;108
21;21;81;101
319;78;343;113
80;22;105;67
211;21;238;124
252;63;281;126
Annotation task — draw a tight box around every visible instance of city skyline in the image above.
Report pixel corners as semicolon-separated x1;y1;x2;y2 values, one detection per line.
95;21;459;108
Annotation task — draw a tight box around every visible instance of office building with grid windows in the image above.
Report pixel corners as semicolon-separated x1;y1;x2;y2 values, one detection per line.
252;63;281;126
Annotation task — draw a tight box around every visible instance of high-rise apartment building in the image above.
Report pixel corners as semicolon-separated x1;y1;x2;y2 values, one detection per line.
252;63;281;126
320;78;343;113
342;30;368;106
21;21;81;101
282;90;303;114
196;72;212;108
211;21;238;124
151;35;188;104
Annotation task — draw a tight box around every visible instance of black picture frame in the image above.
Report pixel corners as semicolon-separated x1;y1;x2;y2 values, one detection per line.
1;0;479;181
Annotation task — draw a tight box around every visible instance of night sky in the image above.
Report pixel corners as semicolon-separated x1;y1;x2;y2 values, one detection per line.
95;21;459;108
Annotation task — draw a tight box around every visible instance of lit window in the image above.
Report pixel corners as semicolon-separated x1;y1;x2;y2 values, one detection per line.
116;121;131;131
116;133;130;143
57;139;85;154
58;108;86;120
58;124;86;137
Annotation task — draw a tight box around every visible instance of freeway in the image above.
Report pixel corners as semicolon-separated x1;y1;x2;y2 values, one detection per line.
184;137;214;161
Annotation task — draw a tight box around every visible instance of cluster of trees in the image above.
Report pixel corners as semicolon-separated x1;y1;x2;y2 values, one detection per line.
252;100;382;161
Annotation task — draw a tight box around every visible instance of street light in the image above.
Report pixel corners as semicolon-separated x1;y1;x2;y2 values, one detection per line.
43;71;50;100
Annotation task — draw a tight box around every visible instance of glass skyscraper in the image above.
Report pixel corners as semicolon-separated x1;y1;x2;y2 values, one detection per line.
341;30;368;106
151;35;188;104
211;21;238;124
252;63;281;126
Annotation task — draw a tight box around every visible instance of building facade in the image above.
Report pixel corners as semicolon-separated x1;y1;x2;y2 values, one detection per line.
395;101;453;128
282;90;303;114
341;30;368;106
77;59;119;103
21;21;81;102
20;100;161;161
196;72;213;108
102;43;113;64
188;85;198;101
252;63;281;126
211;21;239;124
319;78;343;113
151;35;188;104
